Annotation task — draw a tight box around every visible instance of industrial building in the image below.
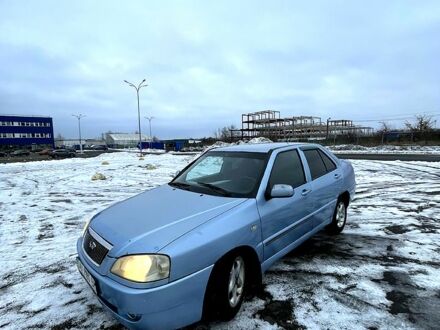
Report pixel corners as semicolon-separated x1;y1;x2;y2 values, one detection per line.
105;133;150;148
233;110;373;141
0;114;54;150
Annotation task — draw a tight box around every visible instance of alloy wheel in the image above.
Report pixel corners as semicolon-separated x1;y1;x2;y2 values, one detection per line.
336;202;346;227
228;256;245;308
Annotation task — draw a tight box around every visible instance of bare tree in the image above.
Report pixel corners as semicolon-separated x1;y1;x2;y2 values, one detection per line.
213;128;222;139
378;121;392;144
405;115;437;142
378;121;391;133
214;125;240;140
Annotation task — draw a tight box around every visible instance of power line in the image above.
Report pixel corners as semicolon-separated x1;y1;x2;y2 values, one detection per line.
353;112;439;123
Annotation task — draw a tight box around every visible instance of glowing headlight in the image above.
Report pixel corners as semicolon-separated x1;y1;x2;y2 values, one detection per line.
111;255;170;283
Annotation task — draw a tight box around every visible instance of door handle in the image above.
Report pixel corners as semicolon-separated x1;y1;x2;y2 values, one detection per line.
334;173;341;179
301;189;311;196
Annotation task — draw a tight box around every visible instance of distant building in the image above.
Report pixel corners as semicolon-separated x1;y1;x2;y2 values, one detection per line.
0;114;54;150
236;110;374;141
163;139;188;151
105;133;150;148
140;139;189;151
54;138;106;148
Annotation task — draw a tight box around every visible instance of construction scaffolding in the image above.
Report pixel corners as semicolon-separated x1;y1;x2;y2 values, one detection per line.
233;110;374;141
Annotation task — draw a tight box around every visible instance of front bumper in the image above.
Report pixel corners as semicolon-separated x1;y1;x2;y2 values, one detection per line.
77;239;213;330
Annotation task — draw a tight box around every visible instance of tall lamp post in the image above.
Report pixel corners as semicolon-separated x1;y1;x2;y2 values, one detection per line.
124;79;148;155
145;116;154;149
72;114;85;154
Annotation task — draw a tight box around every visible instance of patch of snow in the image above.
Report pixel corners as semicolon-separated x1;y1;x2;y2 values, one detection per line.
0;153;439;329
91;172;106;180
329;144;440;154
247;137;273;144
204;138;274;151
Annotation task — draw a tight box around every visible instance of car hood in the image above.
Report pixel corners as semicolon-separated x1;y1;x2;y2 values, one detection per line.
90;184;246;257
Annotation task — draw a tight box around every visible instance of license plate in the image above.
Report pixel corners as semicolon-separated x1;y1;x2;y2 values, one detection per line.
77;258;97;295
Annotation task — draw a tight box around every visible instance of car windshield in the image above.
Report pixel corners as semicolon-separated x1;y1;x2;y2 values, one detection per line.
170;151;268;198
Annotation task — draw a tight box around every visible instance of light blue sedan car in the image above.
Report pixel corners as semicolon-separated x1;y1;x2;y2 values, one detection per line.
77;143;356;329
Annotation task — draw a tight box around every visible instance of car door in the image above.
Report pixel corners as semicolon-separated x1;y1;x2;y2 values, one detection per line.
300;147;342;229
257;149;314;262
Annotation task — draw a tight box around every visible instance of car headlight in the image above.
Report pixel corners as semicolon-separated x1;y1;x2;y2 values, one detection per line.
111;254;170;283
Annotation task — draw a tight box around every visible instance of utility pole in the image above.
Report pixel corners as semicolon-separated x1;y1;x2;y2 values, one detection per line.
124;79;148;155
145;116;154;149
72;114;85;154
326;117;331;140
292;117;295;140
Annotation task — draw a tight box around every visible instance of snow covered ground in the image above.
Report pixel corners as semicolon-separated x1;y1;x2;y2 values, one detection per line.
1;152;439;329
328;144;440;154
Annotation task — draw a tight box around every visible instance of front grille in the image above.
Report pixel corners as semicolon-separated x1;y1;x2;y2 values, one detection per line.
83;229;110;265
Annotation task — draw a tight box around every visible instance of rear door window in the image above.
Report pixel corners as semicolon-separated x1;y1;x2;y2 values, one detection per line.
318;149;337;172
269;150;306;189
303;149;327;180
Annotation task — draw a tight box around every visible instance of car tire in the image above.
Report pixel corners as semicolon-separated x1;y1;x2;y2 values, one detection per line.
203;254;247;321
326;199;347;235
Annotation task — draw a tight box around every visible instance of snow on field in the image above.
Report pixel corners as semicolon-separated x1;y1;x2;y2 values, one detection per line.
329;144;440;154
1;153;439;329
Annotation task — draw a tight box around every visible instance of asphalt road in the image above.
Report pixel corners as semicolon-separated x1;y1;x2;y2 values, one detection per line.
336;153;440;162
0;150;118;164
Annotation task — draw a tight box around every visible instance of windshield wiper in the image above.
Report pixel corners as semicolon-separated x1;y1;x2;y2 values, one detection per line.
169;182;192;191
195;181;232;197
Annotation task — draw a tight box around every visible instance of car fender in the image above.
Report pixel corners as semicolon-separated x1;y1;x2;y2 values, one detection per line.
339;159;356;200
160;199;263;282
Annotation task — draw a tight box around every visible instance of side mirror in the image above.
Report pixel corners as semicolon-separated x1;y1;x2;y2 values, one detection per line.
270;184;294;198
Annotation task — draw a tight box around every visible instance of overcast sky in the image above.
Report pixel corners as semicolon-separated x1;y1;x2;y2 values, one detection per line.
0;1;439;139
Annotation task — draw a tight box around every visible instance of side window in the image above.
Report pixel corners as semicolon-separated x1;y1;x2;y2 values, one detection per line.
303;149;327;180
318;149;336;172
269;150;306;189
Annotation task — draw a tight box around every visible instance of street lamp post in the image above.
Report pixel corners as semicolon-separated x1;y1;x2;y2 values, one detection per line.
72;114;85;154
124;79;148;155
145;116;154;149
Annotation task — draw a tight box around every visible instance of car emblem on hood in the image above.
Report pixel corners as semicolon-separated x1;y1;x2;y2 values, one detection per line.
89;241;97;250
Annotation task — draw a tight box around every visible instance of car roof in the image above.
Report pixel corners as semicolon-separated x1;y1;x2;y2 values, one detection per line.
210;142;320;153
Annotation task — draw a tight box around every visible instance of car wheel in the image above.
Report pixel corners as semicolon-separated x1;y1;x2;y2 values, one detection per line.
326;199;347;235
203;254;247;321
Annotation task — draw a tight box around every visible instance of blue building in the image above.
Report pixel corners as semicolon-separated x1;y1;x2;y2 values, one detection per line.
139;139;188;151
163;139;188;151
0;115;54;150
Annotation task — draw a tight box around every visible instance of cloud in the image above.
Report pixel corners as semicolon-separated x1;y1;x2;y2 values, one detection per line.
0;0;439;138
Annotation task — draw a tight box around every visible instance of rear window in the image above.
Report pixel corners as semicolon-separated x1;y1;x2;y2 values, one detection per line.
303;149;327;180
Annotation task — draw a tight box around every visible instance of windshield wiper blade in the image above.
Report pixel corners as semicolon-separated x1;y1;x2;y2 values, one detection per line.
169;182;192;190
195;181;232;196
